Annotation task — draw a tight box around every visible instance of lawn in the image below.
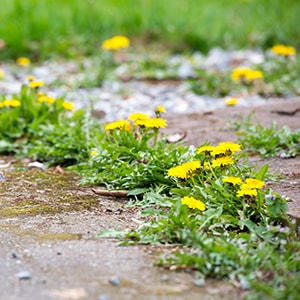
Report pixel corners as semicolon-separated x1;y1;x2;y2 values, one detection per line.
0;0;299;60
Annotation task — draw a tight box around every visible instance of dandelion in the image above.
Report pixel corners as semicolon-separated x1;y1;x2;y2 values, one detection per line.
243;178;264;189
16;57;30;67
156;105;167;113
62;101;75;111
0;102;4;108
128;112;149;121
218;142;242;154
134;117;167;129
0;68;4;79
168;161;201;179
225;97;238;106
181;196;206;211
105;120;131;131
102;35;130;51
90;150;99;156
231;67;263;82
222;176;243;185
29;80;44;89
211;156;234;168
197;145;215;155
38;95;55;105
3;99;21;107
271;44;296;56
26;75;35;81
237;188;258;197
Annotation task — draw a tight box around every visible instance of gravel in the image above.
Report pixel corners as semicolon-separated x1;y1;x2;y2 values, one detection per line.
0;48;277;122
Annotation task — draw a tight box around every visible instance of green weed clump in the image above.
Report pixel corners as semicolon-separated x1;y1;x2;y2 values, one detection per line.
84;109;299;300
0;79;102;166
234;114;300;158
190;45;300;98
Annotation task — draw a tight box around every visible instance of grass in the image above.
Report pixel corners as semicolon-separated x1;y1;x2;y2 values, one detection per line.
0;0;300;60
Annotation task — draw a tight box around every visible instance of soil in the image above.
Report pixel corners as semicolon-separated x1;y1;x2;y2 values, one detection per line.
0;97;299;300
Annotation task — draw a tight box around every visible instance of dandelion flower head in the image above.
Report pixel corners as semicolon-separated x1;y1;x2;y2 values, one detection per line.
211;156;234;168
168;160;201;179
181;196;206;211
237;188;258;197
231;67;263;82
105;120;131;131
196;145;215;155
62;101;75;111
16;57;31;67
128;112;149;121
29;80;44;89
271;44;296;56
222;176;243;185
134;117;167;129
243;178;264;189
225;98;238;106
102;35;130;51
2;99;21;107
156;105;167;113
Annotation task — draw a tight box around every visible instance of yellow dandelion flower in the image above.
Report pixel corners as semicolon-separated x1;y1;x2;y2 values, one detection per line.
105;120;131;131
181;196;206;211
168;160;201;179
134;117;167;129
102;35;130;51
225;97;238;106
0;102;4;108
218;142;242;154
16;57;30;67
62;101;75;111
231;67;263;82
243;178;264;189
271;44;296;56
197;145;215;155
128;112;149;121
0;68;4;79
222;176;243;185
211;156;234;168
237;188;257;197
245;70;263;81
26;75;35;81
156;105;167;113
90;150;99;156
29;80;44;89
210;145;227;156
3;99;21;107
38;95;55;105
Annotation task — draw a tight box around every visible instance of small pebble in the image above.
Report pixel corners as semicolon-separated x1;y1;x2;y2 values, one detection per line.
12;251;19;259
193;278;205;287
109;277;120;286
98;295;109;300
160;275;169;282
17;271;31;280
28;161;46;170
240;279;251;290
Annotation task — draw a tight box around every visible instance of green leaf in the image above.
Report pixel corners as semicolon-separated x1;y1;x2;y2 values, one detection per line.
256;164;268;181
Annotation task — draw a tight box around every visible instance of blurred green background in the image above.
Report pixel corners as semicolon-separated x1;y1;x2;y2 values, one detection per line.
0;0;299;60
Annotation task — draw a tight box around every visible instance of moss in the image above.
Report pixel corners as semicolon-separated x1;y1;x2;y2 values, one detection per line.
0;160;101;217
38;232;83;241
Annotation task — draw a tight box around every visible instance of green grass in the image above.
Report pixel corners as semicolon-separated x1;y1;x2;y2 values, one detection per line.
0;0;299;60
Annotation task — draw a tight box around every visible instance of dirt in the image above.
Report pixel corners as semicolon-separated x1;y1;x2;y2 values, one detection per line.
0;97;299;300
